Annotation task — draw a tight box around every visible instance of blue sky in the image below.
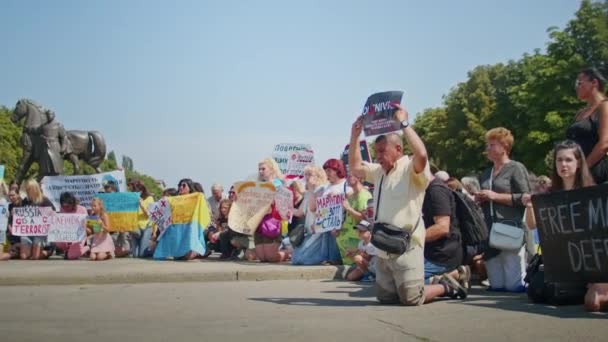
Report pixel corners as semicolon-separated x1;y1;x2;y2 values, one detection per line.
0;0;580;192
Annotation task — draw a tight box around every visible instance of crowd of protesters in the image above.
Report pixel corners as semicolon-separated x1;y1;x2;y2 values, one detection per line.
1;67;607;312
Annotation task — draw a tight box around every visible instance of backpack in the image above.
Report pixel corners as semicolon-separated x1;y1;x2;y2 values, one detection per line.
525;253;586;305
451;190;489;246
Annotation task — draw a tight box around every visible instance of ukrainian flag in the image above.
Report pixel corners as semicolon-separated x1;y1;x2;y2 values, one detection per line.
96;192;140;232
154;193;211;259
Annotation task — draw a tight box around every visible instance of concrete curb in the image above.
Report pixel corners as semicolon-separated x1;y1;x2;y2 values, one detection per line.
0;259;350;286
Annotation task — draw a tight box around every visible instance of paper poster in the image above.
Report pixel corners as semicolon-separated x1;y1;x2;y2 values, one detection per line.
361;91;404;136
41;170;127;209
274;186;294;222
11;206;55;236
228;181;276;235
532;183;608;283
148;198;172;240
0;165;4;182
272;144;315;179
95;192;140;232
47;213;87;243
0;203;8;244
313;193;346;233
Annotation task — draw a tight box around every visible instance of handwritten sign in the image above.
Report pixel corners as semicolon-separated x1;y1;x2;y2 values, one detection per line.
361;91;404;136
275;186;294;222
272;144;315;179
313;193;346;233
228;181;276;235
532;184;608;284
41;170;127;209
148;198;172;239
11;206;55;236
47;214;87;243
95;192;139;232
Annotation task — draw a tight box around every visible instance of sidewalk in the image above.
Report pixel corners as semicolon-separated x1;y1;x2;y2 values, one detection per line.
0;258;347;286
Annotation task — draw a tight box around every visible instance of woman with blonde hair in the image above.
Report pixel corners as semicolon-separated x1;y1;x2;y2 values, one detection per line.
254;157;289;262
474;127;530;292
292;161;345;265
18;179;55;260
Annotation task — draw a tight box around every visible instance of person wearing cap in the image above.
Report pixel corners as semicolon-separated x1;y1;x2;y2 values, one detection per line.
349;104;466;305
345;220;378;281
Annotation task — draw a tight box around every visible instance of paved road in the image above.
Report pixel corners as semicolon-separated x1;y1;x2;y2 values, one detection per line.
0;280;606;342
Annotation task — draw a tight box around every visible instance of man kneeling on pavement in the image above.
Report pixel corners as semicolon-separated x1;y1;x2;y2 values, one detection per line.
422;171;470;294
348;104;467;305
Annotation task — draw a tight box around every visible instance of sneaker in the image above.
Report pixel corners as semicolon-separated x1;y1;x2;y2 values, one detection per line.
457;265;471;289
481;279;490;287
439;274;468;299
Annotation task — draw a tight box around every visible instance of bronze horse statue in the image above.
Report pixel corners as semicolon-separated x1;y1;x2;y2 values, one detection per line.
11;99;106;184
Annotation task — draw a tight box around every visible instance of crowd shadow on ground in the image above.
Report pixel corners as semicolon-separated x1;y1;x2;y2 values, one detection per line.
250;281;607;319
460;287;607;319
249;282;377;307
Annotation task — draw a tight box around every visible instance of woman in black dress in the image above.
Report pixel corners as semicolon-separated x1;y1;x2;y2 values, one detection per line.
566;67;608;184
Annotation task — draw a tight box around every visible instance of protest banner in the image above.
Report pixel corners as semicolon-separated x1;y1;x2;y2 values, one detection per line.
148;198;172;240
228;181;276;235
0;203;8;244
0;164;4;182
11;206;55;236
272;144;315;179
361;91;404;136
47;213;87;243
275;186;294;222
95;192;139;232
313;192;346;233
41;170;127;209
532;183;608;284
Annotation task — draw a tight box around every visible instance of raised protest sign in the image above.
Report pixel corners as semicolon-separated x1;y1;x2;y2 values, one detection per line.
0;203;8;244
95;192;139;232
361;91;404;136
0;165;4;182
341;140;372;173
313;192;346;233
148;198;172;240
47;214;87;243
228;181;276;235
275;186;294;222
11;206;55;236
41;170;127;209
272;144;315;179
532;183;608;283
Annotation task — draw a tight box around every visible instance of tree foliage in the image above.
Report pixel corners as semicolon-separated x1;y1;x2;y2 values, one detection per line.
413;0;608;177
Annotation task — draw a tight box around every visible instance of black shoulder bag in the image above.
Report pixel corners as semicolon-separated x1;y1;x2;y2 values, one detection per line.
370;175;421;255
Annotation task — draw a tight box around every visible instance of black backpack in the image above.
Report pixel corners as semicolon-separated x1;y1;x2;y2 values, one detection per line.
451;190;489;246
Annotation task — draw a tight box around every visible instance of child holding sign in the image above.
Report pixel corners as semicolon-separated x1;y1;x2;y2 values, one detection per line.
89;197;115;261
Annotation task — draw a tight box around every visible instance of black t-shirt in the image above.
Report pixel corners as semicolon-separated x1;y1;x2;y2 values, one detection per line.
422;179;462;269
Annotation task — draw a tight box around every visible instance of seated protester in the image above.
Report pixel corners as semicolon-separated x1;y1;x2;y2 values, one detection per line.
524;141;605;311
228;186;236;202
55;192;90;260
19;179;56;260
212;199;239;259
345;220;378;281
89;197;115;261
5;187;23;259
128;180;155;258
423;172;470;289
207;183;226;223
153;178;207;261
336;173;372;266
103;180;131;258
253;158;289;263
0;180;11;260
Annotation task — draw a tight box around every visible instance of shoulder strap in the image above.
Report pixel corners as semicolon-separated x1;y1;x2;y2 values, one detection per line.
489;168;496;221
374;175;385;222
